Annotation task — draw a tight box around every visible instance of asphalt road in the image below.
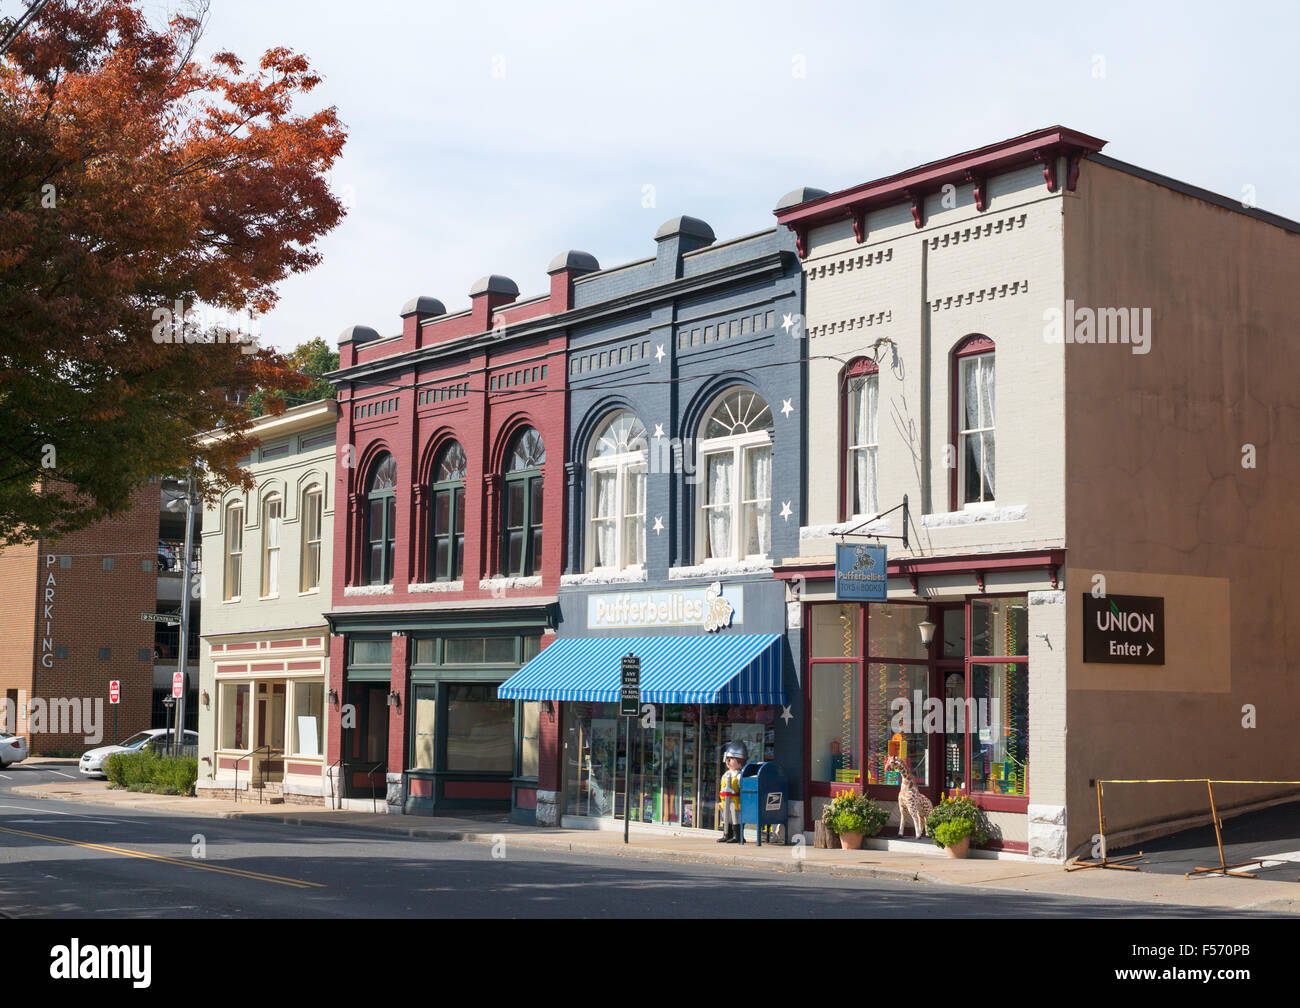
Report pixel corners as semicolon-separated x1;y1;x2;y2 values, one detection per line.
0;770;1287;918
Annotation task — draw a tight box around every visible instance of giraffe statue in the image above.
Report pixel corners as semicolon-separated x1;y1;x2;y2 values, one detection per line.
884;755;933;838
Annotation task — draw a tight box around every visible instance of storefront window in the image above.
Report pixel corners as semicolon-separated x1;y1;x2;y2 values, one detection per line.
970;662;1028;796
445;684;514;772
412;686;437;770
519;701;540;778
444;637;518;665
219;682;250;750
868;603;929;660
292;681;323;756
562;703;776;829
350;638;392;666
971;597;1027;656
865;663;928;786
810;663;859;784
811;603;859;657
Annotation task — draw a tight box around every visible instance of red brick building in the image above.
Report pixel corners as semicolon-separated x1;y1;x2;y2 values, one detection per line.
325;260;590;815
0;480;197;753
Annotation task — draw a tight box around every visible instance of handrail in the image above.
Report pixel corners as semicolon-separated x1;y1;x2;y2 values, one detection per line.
327;757;342;810
231;744;271;804
333;759;386;813
362;760;383;814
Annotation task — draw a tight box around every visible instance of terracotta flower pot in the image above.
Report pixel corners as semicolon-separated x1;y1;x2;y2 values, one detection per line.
838;831;864;850
943;836;971;859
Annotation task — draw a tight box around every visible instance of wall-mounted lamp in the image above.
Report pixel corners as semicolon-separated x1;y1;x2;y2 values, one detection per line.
386;690;401;708
201;689;210;708
328;688;339;707
543;700;555;718
918;619;937;647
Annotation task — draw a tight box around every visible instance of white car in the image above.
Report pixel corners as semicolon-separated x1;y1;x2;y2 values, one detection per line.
79;729;198;777
0;733;28;769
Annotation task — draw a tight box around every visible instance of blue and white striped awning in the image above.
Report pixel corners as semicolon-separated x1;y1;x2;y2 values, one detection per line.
497;634;786;705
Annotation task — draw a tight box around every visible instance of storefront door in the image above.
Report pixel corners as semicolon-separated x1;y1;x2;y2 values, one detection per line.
343;682;389;798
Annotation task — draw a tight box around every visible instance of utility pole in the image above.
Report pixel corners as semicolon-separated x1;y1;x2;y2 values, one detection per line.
173;470;197;757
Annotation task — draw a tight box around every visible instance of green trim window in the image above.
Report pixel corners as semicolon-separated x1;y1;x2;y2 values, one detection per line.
365;453;397;585
429;441;467;581
502;428;545;577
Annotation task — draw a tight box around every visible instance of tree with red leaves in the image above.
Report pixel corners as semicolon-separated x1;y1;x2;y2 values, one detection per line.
0;0;347;546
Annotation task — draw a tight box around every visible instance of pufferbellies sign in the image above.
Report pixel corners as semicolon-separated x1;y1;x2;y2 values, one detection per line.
835;543;888;602
587;582;742;632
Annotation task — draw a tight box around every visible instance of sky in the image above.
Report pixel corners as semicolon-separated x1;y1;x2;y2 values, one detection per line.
43;1;1300;349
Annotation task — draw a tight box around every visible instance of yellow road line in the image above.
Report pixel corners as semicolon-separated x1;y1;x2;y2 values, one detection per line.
0;824;325;889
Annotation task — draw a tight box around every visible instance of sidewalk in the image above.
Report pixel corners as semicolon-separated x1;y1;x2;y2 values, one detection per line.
14;778;1300;914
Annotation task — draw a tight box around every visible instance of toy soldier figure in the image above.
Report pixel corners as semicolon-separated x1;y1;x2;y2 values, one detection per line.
716;740;747;843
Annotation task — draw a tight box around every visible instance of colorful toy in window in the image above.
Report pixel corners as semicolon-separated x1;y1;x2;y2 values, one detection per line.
885;733;907;784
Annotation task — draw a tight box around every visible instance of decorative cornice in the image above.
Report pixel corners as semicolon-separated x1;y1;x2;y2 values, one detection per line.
774;126;1107;256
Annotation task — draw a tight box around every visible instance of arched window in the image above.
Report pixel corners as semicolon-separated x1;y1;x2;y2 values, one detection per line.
954;336;995;506
300;486;323;592
223;502;243;601
365;453;397;585
502;428;544;577
697;388;772;562
844;359;879;519
587;411;647;571
260;493;282;597
429;441;467;581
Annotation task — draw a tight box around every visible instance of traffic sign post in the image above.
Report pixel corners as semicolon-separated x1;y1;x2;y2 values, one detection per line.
620;655;640;845
109;680;119;744
172;671;183;700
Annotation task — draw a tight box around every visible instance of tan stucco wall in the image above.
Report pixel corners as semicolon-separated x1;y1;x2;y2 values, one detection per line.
1062;159;1300;854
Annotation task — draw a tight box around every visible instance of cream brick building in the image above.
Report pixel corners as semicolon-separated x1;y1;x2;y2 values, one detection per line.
774;126;1300;860
196;400;337;806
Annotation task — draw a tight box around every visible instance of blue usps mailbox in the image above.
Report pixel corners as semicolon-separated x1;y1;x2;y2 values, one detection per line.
739;760;788;846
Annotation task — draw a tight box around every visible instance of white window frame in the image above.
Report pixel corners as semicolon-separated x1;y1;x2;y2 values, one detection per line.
224;503;243;601
585;413;647;573
846;371;879;519
957;351;996;507
695;391;773;564
260;494;282;598
300;487;323;593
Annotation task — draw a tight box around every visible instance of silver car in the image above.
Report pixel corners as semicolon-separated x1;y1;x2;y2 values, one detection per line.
79;729;198;777
0;732;29;769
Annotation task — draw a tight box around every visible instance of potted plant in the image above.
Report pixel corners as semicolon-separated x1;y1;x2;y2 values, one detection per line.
824;792;889;850
932;818;973;858
926;793;993;855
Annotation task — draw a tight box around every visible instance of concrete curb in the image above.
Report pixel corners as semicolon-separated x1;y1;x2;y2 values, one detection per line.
219;809;938;883
15;785;937;883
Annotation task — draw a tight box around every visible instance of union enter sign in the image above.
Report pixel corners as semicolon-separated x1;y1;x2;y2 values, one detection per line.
1082;594;1165;665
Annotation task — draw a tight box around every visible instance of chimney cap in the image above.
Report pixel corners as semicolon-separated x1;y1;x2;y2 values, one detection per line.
337;324;382;346
400;295;446;318
546;250;601;275
469;274;520;298
654;215;715;243
775;186;831;212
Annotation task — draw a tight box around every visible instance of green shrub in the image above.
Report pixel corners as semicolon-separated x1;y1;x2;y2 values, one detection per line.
926;794;992;848
103;751;196;796
823;792;890;837
933;819;973;848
